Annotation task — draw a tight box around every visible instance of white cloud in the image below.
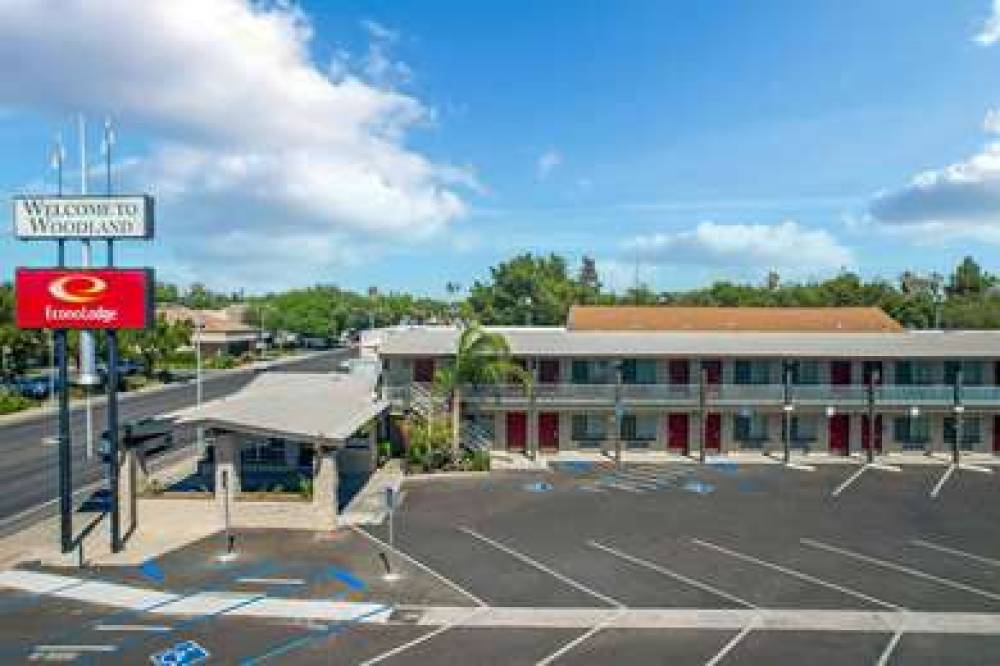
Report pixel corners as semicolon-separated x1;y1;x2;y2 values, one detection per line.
0;1;472;285
624;221;854;273
536;149;562;180
868;142;1000;229
974;0;1000;45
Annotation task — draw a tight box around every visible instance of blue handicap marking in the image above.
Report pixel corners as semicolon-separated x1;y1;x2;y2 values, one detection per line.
139;558;165;584
150;640;210;665
554;461;594;475
524;481;553;493
329;567;366;591
682;480;715;494
708;458;740;475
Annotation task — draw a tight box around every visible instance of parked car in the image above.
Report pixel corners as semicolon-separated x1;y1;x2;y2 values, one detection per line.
13;374;60;399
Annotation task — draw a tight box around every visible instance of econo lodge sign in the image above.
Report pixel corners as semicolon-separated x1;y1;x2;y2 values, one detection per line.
15;268;154;330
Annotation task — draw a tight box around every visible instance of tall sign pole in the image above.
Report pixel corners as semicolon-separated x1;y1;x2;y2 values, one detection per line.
79;115;97;459
103;119;121;553
52;135;72;553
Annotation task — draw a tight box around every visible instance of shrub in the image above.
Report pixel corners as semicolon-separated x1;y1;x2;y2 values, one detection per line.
0;390;33;415
297;475;314;500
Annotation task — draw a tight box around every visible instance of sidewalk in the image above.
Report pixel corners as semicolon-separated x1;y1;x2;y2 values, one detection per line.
516;449;1000;468
338;459;405;527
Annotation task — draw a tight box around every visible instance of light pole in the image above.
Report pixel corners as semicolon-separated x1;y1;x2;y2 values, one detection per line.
866;369;880;464
195;315;204;452
782;361;795;464
698;366;707;463
952;366;964;466
613;361;623;468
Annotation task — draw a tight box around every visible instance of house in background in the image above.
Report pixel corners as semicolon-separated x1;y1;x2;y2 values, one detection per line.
158;304;260;357
379;306;1000;457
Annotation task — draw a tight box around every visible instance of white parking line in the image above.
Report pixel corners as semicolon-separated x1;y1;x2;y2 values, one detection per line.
930;464;956;498
911;539;1000;568
705;619;757;666
237;578;305;586
94;624;172;632
588;540;755;608
459;527;624;608
33;644;117;652
535;609;627;666
801;539;1000;603
360;607;489;666
351;526;487;608
875;622;905;666
691;538;902;610
831;465;868;497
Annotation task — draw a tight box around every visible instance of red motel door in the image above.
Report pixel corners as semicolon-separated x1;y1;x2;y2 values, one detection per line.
667;413;689;453
704;413;721;452
413;358;435;383
538;360;560;383
702;360;722;385
831;361;852;385
538;413;559;451
668;360;690;385
506;412;527;452
861;414;883;452
829;414;849;455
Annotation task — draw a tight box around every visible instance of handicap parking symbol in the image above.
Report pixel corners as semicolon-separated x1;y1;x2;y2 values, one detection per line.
524;481;553;493
150;640;210;665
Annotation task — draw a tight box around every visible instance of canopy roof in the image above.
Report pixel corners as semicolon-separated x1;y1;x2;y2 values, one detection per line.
175;372;386;442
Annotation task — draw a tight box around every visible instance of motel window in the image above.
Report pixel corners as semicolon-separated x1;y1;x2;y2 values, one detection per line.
789;415;818;442
572;360;614;383
733;413;768;443
895;361;935;385
944;416;981;447
734;360;771;385
572;414;607;441
241;438;286;465
944;361;984;386
893;415;930;448
620;414;657;441
621;359;657;384
791;361;820;385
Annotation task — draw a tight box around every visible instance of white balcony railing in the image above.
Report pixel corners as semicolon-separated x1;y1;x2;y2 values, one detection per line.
382;381;1000;410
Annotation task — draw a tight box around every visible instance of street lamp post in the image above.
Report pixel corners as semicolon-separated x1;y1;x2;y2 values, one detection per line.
866;369;880;464
782;361;795;464
195;315;204;452
952;367;964;466
613;362;623;469
698;366;707;464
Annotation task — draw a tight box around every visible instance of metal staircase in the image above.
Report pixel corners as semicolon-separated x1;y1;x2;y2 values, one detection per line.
407;382;494;453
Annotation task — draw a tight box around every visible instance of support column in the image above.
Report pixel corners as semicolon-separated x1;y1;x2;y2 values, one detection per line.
214;433;241;512
313;443;339;528
117;447;139;539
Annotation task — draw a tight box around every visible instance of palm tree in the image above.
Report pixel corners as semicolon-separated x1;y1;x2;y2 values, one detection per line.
433;324;530;456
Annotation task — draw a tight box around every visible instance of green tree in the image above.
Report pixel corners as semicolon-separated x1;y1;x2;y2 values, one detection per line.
467;253;586;325
119;315;192;378
432;324;530;456
947;256;993;297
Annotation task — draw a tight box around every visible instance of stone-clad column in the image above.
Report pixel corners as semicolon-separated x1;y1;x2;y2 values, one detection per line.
313;443;339;528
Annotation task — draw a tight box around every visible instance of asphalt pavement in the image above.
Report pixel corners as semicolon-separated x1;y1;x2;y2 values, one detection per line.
0;348;351;534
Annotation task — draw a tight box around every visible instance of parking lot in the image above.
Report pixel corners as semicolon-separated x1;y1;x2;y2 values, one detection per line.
1;459;998;664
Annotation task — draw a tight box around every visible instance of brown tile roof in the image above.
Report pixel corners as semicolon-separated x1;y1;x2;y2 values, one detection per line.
567;306;903;333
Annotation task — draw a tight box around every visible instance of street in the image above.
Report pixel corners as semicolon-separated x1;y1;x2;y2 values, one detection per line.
0;349;352;535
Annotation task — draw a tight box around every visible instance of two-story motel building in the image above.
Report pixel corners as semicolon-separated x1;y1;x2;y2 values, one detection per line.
379;307;1000;457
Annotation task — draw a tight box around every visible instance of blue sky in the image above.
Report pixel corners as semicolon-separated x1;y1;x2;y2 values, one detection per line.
1;1;999;295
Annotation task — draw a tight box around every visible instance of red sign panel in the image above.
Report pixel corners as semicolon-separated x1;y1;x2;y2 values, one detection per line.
15;268;154;330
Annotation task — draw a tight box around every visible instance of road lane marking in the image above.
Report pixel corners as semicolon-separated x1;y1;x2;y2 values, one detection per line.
535;609;627;666
352;526;487;608
459;527;624;608
801;539;1000;602
911;539;1000;568
831;465;868;497
588;540;755;608
691;538;901;610
930;464;956;498
33;644;117;652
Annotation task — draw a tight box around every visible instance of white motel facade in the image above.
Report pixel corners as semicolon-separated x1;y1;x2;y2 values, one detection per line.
378;308;1000;458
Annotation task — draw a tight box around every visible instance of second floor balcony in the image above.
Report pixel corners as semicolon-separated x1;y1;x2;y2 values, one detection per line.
384;380;1000;410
